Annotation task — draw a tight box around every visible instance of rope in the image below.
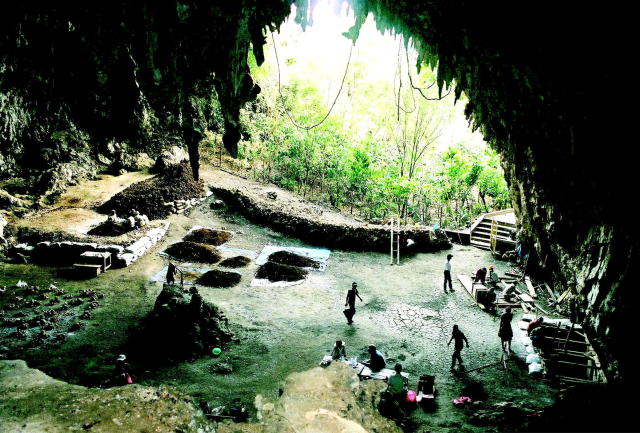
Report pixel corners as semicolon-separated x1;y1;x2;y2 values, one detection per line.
405;45;451;101
271;31;353;131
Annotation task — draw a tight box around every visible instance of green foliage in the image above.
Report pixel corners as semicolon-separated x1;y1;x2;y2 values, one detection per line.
239;17;510;228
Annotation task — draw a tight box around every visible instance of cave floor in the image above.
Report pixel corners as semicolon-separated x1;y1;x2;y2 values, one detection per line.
1;170;558;433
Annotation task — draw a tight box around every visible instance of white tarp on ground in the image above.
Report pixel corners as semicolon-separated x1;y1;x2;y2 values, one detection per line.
255;245;331;271
250;277;305;288
250;245;331;288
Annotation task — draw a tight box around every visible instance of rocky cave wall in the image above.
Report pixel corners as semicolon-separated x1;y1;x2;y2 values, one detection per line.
1;1;636;383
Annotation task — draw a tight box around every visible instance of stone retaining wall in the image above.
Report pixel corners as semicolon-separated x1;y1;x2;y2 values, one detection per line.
15;223;170;268
211;187;450;253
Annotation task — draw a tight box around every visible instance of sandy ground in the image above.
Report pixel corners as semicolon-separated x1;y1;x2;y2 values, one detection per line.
1;168;557;433
16;171;153;235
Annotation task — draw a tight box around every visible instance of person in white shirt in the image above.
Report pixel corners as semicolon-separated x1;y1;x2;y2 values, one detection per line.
444;254;454;292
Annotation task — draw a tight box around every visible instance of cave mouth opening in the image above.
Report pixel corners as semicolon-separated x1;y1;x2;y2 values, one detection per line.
233;0;510;229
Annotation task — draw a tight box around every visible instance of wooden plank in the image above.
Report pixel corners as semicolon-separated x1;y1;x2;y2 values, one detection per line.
521;302;531;313
532;303;550;315
457;274;475;298
543;283;556;301
556;375;599;384
555;360;600;369
542;336;589;345
505;272;522;278
525;277;538;298
557;290;571;304
517;292;535;303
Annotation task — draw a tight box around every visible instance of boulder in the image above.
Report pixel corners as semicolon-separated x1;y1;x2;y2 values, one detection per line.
152;146;189;173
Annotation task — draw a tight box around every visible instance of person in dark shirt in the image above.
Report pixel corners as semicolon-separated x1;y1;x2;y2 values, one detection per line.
448;325;469;370
363;344;386;371
166;262;177;285
344;282;363;324
499;307;514;353
474;267;487;283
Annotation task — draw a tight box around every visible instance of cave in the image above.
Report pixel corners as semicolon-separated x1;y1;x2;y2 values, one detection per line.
0;1;636;432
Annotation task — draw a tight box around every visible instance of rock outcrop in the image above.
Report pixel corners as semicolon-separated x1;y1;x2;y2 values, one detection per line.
0;359;215;433
129;285;233;364
219;363;402;433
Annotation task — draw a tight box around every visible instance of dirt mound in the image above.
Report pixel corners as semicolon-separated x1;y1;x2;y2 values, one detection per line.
196;270;241;288
165;241;221;263
219;256;251;268
183;228;232;246
255;261;307;282
87;221;133;236
99;162;204;219
128;285;233;365
268;250;320;268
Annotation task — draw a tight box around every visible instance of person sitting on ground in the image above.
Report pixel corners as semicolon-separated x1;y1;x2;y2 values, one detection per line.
363;345;386;371
386;363;407;401
474;267;488;284
487;266;500;287
331;340;347;360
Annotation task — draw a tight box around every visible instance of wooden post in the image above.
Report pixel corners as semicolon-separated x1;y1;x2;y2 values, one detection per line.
390;218;394;265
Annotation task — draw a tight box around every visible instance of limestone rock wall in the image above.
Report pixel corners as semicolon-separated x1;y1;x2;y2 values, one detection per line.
0;359;215;433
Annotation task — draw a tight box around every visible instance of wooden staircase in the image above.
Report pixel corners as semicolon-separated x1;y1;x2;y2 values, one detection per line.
469;209;517;251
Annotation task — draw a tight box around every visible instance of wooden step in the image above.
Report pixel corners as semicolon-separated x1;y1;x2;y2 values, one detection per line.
73;263;102;277
474;226;513;236
470;239;491;250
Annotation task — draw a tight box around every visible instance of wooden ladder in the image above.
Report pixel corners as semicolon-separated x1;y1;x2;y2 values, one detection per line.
390;217;400;265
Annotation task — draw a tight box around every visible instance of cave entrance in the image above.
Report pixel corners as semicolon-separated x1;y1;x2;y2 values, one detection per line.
228;0;511;232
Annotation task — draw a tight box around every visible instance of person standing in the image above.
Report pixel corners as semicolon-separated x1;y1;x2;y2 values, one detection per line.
444;254;454;292
344;282;363;324
166;262;177;285
448;324;469;369
499;307;514;353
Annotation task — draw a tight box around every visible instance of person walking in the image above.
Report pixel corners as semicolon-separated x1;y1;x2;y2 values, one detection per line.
344;282;363;324
448;324;469;369
443;254;454;292
499;306;514;353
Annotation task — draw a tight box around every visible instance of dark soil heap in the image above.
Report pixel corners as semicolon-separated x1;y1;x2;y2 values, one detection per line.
99;162;204;219
183;228;232;246
267;250;320;269
129;285;232;364
255;261;307;283
219;256;251;268
196;270;241;288
164;241;221;264
87;221;133;236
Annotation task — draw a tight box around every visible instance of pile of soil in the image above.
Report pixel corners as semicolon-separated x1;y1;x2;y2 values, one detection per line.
164;241;221;263
87;221;133;236
99;162;204;219
183;228;232;246
268;250;320;269
129;285;233;365
196;270;241;288
219;256;251;268
255;261;307;282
